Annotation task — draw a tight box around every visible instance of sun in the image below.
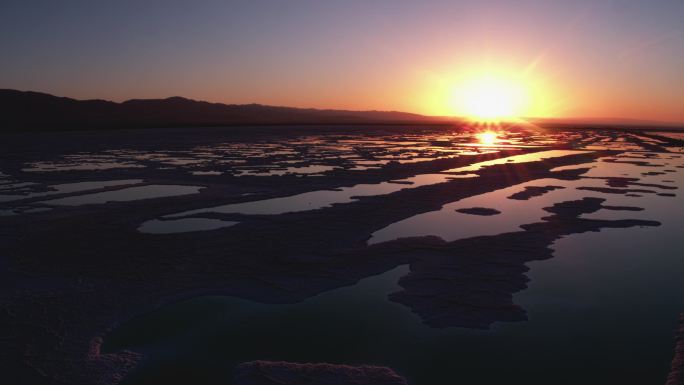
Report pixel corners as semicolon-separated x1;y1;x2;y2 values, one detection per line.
451;75;528;122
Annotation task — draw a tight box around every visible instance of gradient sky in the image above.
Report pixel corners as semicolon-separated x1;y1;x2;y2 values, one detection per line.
2;0;683;122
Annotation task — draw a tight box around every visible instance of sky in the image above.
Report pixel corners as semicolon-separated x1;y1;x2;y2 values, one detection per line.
1;0;683;122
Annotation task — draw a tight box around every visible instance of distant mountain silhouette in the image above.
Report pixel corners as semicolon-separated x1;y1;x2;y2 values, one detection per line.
0;89;449;131
3;89;681;132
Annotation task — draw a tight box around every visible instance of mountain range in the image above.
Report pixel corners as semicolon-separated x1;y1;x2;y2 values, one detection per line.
1;89;682;131
0;89;448;131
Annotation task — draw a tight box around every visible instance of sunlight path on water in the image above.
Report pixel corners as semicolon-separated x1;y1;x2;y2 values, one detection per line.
369;153;679;244
443;150;588;173
153;150;592;232
167;173;476;217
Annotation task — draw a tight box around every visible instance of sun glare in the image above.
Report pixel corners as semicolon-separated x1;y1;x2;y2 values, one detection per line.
475;131;498;146
451;75;528;123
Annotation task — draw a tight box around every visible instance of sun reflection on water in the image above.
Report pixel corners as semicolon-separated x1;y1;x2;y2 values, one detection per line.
476;131;499;146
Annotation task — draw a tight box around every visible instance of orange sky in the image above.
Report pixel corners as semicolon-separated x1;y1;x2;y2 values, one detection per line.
2;1;683;123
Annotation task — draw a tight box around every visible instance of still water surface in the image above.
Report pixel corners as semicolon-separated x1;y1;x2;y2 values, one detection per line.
106;154;684;385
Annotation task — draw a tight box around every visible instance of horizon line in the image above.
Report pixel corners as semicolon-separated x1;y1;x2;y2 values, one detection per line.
4;87;684;127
